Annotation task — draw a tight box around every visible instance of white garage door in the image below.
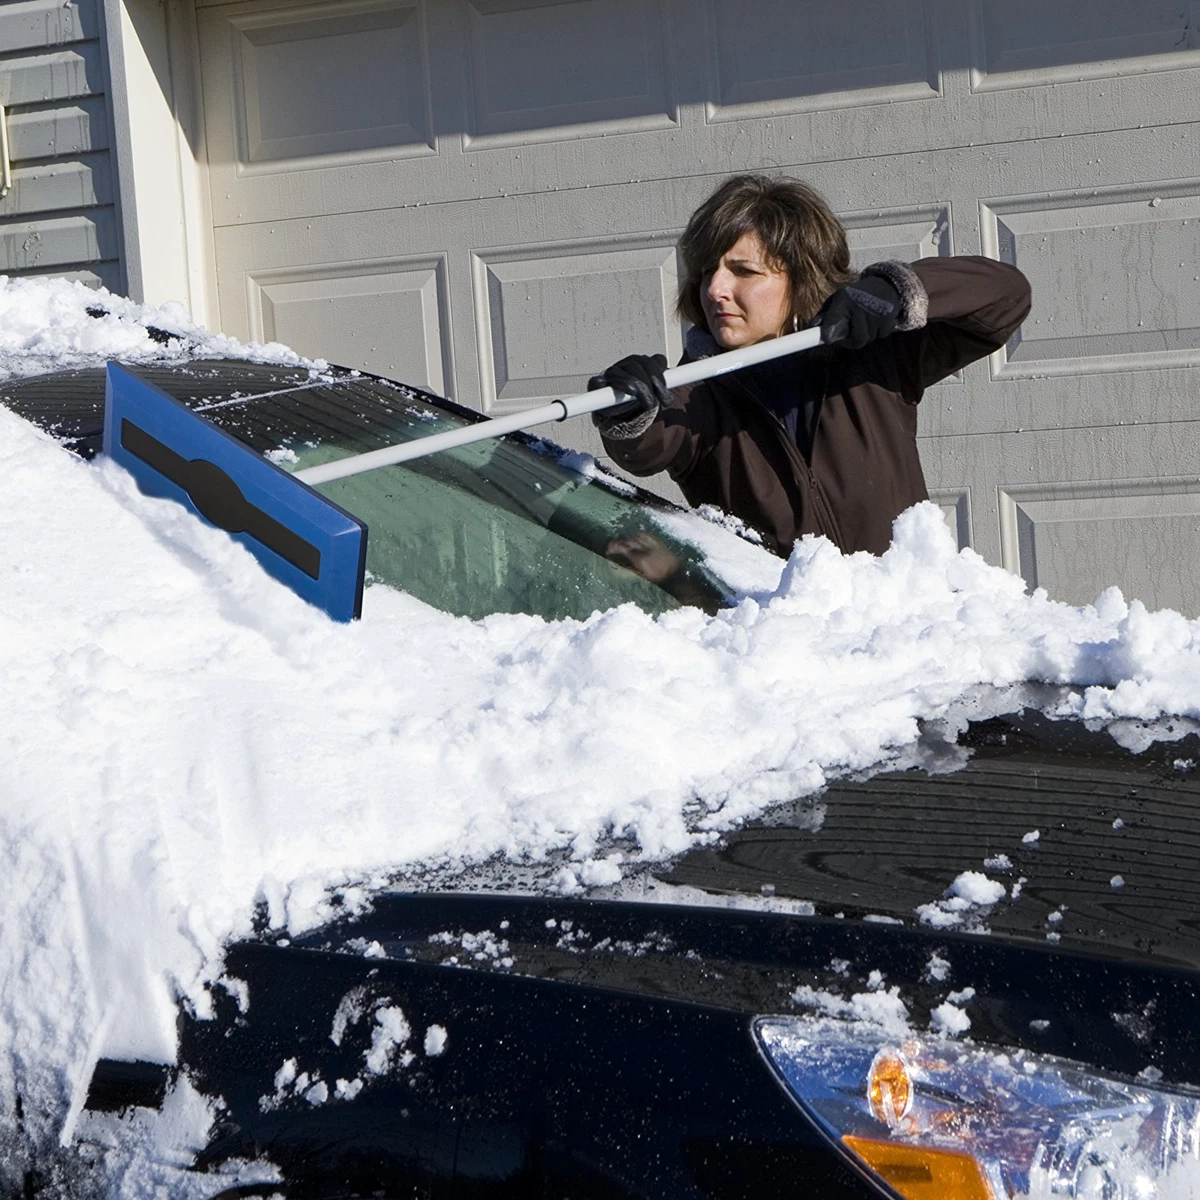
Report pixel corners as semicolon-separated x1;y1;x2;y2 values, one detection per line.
194;0;1200;614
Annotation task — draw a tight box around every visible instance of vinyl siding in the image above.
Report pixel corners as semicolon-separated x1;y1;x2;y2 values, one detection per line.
0;0;123;291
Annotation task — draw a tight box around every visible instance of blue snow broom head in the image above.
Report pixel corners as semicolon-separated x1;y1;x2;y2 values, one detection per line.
104;363;367;622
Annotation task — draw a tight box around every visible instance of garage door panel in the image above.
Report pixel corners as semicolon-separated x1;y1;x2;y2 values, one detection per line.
998;477;1200;614
928;486;973;550
967;0;1200;91
921;367;1200;442
249;256;453;392
228;0;433;168
704;0;938;119
462;0;676;146
921;424;1200;611
843;204;951;266
984;185;1200;380
473;238;681;411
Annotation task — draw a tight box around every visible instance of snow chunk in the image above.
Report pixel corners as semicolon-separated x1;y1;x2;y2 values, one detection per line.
1022;830;1041;845
259;1058;325;1112
579;855;624;887
917;872;1004;928
424;1025;448;1057
365;1006;412;1076
947;872;1006;905
925;953;951;983
791;984;910;1036
930;1002;971;1037
273;1059;297;1093
330;986;370;1047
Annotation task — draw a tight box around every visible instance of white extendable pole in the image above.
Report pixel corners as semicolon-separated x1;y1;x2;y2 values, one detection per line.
295;325;823;486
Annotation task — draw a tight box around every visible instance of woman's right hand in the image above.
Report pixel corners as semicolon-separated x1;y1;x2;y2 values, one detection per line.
587;353;669;420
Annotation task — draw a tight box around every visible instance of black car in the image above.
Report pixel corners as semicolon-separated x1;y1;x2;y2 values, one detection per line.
6;360;1200;1200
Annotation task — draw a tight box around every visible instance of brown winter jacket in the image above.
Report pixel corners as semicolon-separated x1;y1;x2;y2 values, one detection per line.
600;256;1031;557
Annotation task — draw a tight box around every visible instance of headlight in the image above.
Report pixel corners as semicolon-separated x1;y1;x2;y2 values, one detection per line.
756;1016;1200;1199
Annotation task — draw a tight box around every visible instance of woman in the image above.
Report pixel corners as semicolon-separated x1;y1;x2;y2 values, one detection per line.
589;174;1031;557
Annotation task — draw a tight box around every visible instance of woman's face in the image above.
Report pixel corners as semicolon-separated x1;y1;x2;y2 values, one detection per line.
700;231;792;350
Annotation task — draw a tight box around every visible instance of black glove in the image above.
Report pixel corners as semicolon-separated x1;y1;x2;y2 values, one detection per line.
817;275;902;350
587;353;669;420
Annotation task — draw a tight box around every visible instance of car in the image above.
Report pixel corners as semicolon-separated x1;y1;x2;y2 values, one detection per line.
5;356;1200;1199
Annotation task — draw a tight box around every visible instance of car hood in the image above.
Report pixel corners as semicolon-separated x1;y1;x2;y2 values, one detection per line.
660;707;1200;969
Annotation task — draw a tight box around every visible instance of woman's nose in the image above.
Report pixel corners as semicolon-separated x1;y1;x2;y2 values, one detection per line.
706;267;732;301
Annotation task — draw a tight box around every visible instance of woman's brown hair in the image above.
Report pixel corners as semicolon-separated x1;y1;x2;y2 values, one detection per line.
676;174;855;333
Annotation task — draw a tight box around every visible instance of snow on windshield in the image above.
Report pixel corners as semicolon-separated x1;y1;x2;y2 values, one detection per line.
2;278;1200;1190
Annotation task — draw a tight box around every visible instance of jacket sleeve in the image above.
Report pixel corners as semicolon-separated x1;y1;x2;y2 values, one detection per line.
884;256;1032;398
598;381;719;480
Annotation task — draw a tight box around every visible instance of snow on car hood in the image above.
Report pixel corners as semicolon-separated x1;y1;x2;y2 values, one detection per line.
2;279;1200;1183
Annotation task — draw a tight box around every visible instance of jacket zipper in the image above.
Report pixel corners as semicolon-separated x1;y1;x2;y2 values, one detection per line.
723;372;848;552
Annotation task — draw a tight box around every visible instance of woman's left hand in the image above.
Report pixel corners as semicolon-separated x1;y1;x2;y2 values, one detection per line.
817;276;902;349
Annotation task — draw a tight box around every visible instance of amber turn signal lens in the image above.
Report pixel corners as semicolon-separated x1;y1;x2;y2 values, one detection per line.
843;1136;994;1200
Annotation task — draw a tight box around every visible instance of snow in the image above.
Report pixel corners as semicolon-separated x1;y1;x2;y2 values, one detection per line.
916;871;1007;928
791;984;911;1037
0;276;325;382
948;872;1006;906
930;1001;972;1037
925;953;951;983
4;278;1200;1190
365;1006;413;1076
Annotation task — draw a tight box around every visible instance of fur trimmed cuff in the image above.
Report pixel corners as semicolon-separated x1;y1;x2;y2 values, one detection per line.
859;260;928;331
592;403;658;441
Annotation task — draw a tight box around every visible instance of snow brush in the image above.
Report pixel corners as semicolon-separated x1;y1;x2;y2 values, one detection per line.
294;325;824;487
104;363;367;622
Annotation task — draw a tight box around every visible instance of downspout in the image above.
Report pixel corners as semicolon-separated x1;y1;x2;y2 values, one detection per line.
0;104;12;200
98;0;144;300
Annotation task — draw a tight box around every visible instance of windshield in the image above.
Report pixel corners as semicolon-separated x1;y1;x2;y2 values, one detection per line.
200;373;735;621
